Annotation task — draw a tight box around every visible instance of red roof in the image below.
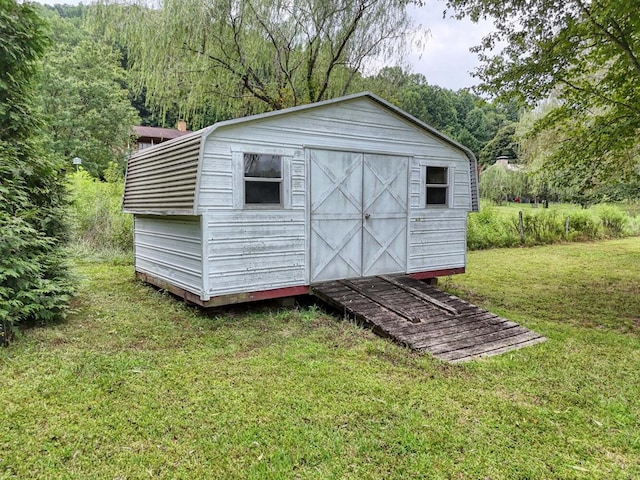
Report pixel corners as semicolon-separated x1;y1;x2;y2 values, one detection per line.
134;126;191;141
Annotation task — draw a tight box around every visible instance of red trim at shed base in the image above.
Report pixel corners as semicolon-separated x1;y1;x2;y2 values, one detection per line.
409;267;465;280
136;267;464;308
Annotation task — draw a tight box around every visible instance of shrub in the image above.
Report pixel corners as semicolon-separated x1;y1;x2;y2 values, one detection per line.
469;201;638;250
566;211;601;241
467;208;519;250
1;1;73;332
518;210;565;245
67;168;133;252
598;206;629;237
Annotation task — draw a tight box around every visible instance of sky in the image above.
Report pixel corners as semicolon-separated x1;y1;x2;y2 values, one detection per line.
33;0;494;92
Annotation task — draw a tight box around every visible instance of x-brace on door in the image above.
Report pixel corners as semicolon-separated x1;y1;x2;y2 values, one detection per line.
309;150;408;283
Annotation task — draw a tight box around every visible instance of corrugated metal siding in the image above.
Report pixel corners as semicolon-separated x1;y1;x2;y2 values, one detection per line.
134;216;203;296
123;132;203;213
469;156;480;212
205;211;306;295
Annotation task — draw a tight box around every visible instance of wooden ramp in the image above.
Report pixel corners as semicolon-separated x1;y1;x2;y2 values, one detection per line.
311;275;545;363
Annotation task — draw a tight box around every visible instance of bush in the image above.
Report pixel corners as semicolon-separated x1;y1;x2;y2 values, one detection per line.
67;167;132;252
467;208;519;250
468;202;638;250
598;206;629;237
1;1;73;332
518;210;565;245
566;211;601;241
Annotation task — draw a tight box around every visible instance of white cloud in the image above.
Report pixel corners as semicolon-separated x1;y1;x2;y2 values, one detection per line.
406;1;496;90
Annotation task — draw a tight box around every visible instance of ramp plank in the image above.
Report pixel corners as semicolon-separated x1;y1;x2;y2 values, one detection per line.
311;275;545;363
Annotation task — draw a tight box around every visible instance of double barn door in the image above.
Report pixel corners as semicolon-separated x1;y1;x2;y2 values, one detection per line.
310;150;409;283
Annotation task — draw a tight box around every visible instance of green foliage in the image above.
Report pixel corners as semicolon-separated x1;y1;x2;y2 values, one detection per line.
479;162;529;204
66;168;133;253
37;8;139;178
479;123;517;166
0;0;73;332
0;0;48;140
445;0;640;196
564;211;600;241
92;0;416;123
468;203;639;250
0;212;72;330
467;207;519;249
363;69;518;160
598;206;629;237
516;210;565;244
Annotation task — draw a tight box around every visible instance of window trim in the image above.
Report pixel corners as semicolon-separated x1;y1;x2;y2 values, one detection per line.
243;153;284;208
425;165;450;207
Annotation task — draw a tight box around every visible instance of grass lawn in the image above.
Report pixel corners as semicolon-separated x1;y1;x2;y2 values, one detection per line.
1;239;639;479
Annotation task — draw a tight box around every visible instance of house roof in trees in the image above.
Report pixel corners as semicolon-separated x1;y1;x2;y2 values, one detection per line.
134;126;191;142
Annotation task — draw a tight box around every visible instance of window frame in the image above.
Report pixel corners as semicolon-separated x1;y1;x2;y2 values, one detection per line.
243;153;284;208
425;165;450;207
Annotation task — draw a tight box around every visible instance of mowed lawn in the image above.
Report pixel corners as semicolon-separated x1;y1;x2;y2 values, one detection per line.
1;239;639;479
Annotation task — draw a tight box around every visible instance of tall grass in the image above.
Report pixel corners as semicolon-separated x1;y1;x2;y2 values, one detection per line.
66;168;132;255
468;202;640;250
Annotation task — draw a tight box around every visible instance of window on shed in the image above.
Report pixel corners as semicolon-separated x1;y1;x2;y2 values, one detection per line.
426;166;449;206
244;153;282;206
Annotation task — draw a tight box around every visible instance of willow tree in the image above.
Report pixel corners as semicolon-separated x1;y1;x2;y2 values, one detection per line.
445;0;640;199
93;0;417;123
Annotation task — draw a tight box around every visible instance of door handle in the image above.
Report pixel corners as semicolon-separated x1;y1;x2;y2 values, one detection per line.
364;213;371;219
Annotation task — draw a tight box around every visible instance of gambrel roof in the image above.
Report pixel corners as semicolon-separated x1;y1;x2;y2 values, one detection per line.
123;92;479;214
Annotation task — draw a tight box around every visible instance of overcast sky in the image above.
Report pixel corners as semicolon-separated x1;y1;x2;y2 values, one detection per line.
33;0;494;92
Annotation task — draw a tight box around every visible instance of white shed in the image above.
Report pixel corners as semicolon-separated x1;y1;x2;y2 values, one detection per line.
123;92;479;306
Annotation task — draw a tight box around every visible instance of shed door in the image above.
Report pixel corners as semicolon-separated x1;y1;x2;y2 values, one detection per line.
310;150;408;283
362;154;408;276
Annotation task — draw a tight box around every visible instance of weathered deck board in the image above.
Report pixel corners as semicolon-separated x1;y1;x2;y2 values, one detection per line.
311;275;545;363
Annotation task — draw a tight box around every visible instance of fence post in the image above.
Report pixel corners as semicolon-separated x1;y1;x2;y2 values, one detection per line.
565;216;570;236
519;211;524;243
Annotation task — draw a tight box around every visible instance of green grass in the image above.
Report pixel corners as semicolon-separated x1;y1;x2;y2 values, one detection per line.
2;239;640;479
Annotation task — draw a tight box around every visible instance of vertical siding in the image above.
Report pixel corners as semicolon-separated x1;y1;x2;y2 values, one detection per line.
134;216;202;296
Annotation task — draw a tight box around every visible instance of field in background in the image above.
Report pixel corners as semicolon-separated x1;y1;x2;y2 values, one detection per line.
1;238;639;479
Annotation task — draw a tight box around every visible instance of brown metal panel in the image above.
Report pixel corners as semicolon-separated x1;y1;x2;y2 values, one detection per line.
123;133;202;213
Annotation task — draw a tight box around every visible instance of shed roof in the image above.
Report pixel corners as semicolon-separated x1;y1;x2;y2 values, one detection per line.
124;92;479;214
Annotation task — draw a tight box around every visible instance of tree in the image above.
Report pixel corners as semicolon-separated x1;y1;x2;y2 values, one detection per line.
0;0;73;340
479;163;529;204
445;0;640;193
479;122;517;166
362;68;517;159
37;8;139;178
93;0;417;120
